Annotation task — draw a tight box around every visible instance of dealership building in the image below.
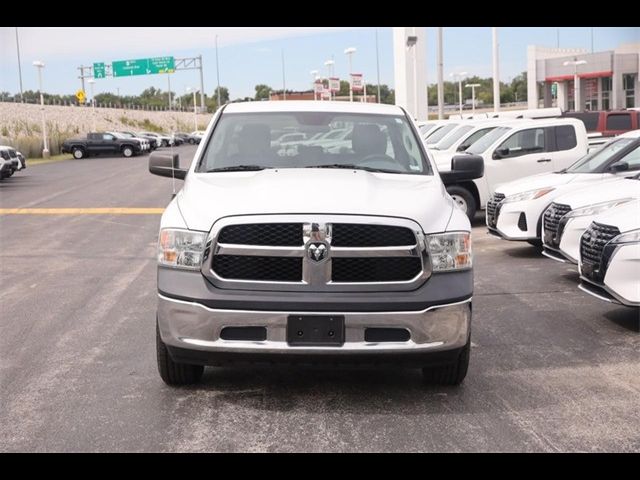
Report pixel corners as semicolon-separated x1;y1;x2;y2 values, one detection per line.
528;43;639;111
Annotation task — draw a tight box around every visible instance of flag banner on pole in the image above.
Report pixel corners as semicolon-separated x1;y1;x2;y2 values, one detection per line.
351;73;364;92
329;77;340;93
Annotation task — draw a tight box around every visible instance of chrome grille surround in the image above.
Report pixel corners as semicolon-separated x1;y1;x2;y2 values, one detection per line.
202;214;431;292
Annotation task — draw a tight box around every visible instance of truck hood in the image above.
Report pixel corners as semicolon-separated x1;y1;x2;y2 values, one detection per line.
554;177;640;209
494;172;606;196
176;168;454;233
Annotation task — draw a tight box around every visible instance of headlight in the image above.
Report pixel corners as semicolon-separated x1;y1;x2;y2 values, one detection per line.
502;187;555;203
564;198;634;218
427;232;472;271
158;228;207;269
610;229;640;245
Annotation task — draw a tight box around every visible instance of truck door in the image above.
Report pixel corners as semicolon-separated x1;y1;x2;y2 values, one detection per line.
101;133;119;154
486;127;551;190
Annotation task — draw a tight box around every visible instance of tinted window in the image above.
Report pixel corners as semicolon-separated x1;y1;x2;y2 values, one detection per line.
606;114;632;131
0;150;9;160
8;149;17;158
199;112;431;175
563;112;599;131
495;128;545;159
568;138;635;173
555;125;577;151
466;126;511;154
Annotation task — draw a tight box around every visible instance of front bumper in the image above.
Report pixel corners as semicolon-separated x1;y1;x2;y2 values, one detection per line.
157;268;473;364
491;199;544;241
158;295;471;364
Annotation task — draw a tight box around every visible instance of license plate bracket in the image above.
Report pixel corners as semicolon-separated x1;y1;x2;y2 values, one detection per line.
286;315;345;346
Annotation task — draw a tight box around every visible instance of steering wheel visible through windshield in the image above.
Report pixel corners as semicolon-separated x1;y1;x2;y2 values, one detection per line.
196;112;431;175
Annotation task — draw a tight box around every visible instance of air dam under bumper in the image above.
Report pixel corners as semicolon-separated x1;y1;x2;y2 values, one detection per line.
158;295;471;365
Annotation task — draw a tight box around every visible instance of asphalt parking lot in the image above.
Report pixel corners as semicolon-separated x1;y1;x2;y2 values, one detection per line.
1;144;638;452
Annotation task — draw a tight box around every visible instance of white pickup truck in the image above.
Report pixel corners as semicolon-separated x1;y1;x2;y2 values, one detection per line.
149;101;483;386
436;118;588;219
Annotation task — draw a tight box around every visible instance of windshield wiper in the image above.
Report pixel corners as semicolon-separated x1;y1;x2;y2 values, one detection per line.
554;168;568;174
306;164;403;174
206;165;268;172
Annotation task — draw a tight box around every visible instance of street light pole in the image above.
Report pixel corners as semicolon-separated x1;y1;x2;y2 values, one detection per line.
450;71;467;116
465;83;481;115
33;61;49;158
375;29;381;103
563;58;587;111
344;47;356;102
215;35;222;109
16;28;24;103
187;88;198;131
324;59;334;100
87;78;96;131
310;70;319;101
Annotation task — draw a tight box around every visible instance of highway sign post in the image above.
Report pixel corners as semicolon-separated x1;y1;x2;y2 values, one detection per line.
93;63;106;79
112;57;175;77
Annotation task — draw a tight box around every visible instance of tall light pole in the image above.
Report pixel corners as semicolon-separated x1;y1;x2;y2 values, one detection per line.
450;71;467;116
344;47;356;102
215;34;222;108
563;58;587;111
187;87;198;131
310;70;319;100
375;28;381;103
465;83;481;114
16;28;24;103
492;27;500;113
436;27;444;119
281;49;286;101
406;33;419;119
32;61;49;158
324;59;334;100
87;78;96;132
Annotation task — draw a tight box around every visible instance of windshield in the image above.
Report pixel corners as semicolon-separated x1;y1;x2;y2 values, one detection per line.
119;132;135;138
567;138;636;173
466;126;511;154
419;124;436;135
424;123;459;145
433;125;474;150
197;112;431;175
109;132;126;139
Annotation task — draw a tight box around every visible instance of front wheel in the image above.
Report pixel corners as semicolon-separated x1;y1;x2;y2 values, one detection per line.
446;185;477;221
72;147;85;159
122;146;134;158
156;321;204;386
422;338;470;386
161;140;168;148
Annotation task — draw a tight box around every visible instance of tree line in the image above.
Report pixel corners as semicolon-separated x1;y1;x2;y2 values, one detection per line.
0;72;528;110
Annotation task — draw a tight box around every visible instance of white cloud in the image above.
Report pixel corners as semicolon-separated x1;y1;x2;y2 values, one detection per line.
1;27;360;60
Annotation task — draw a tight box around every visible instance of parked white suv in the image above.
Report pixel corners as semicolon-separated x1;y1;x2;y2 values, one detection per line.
438;118;588;219
149;101;483;386
487;130;640;244
542;174;640;263
578;199;640;308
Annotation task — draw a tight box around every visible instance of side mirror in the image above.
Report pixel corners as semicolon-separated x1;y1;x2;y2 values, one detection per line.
439;154;485;184
609;161;629;172
493;147;509;159
149;152;187;180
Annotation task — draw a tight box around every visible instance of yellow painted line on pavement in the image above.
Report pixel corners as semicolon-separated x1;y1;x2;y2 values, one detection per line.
0;208;164;215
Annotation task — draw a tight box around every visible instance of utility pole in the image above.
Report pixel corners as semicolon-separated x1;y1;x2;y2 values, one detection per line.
15;28;24;102
33;61;49;157
375;29;381;103
167;73;172;111
492;27;500;113
198;54;205;112
466;83;481;115
215;34;222;108
281;49;286;100
436;27;444;119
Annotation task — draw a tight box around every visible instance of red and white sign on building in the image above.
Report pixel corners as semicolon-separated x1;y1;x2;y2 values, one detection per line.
314;81;324;94
329;77;340;93
350;73;364;92
321;87;331;100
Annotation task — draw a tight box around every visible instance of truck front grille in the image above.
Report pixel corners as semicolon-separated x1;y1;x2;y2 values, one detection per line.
580;222;620;282
332;257;422;282
486;193;505;228
212;255;302;282
543;203;572;247
206;215;430;292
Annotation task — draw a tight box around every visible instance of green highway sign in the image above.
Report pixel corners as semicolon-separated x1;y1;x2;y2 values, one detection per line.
112;56;175;77
93;62;106;79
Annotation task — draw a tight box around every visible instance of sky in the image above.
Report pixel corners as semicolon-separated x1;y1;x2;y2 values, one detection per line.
1;27;637;100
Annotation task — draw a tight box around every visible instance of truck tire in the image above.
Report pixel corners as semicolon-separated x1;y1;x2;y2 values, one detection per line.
189;138;195;144
446;185;476;221
156;321;204;386
422;338;470;386
122;145;134;158
161;140;168;148
72;147;85;159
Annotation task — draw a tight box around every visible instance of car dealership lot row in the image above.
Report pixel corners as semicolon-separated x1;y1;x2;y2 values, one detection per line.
0;145;638;452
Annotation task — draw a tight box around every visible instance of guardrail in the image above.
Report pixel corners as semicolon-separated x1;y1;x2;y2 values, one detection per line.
0;99;198;112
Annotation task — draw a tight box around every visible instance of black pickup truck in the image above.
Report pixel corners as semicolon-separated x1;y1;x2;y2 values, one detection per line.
61;132;144;159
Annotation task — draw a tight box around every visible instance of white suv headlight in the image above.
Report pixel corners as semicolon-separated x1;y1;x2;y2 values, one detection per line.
427;232;472;271
502;187;555;204
610;228;640;245
158;228;207;269
564;198;634;218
